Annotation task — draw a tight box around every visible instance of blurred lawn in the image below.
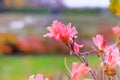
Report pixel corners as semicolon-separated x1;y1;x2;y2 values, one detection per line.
0;55;99;80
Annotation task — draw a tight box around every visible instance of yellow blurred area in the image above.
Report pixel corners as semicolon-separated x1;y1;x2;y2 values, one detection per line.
6;33;17;44
109;0;120;17
0;33;7;44
0;33;17;54
4;0;25;8
0;32;17;45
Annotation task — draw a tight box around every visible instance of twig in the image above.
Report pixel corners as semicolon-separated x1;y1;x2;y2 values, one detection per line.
89;70;97;80
74;54;84;63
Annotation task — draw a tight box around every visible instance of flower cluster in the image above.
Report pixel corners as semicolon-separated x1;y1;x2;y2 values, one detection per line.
28;20;120;80
43;20;78;44
72;62;90;80
29;74;48;80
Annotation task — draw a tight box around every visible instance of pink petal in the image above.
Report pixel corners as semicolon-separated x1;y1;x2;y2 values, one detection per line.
92;34;106;50
72;63;90;80
72;62;78;74
45;78;49;80
112;26;120;36
29;75;35;80
35;74;44;80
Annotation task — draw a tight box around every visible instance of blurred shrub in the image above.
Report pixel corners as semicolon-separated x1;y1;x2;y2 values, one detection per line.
1;7;50;14
63;8;102;15
0;32;69;55
0;44;12;54
16;36;45;54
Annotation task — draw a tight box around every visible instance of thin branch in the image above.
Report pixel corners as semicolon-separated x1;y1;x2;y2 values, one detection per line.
73;54;84;63
89;70;97;80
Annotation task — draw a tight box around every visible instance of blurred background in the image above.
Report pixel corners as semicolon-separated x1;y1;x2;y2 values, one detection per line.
0;0;119;80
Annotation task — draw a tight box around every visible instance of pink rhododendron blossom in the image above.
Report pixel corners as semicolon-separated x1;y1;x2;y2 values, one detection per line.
43;20;78;44
92;34;107;51
104;47;120;68
72;62;90;80
70;42;83;55
112;26;120;46
103;47;120;76
28;74;48;80
112;26;120;36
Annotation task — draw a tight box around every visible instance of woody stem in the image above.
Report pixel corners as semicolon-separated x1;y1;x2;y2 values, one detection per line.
70;41;97;80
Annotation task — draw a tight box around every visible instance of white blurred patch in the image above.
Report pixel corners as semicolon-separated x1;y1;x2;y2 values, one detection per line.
63;0;110;8
10;20;25;30
24;16;33;24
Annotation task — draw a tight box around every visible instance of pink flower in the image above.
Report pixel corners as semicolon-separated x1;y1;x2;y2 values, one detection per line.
112;26;120;45
70;42;83;55
112;26;120;36
92;34;107;50
29;74;48;80
43;20;78;44
103;47;120;76
72;62;90;80
104;47;120;68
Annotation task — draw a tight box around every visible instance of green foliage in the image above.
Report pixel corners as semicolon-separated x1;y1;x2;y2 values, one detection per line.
63;8;102;16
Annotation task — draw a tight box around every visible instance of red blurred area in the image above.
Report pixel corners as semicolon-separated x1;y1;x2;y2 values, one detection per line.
0;32;68;55
0;44;12;54
16;36;45;53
